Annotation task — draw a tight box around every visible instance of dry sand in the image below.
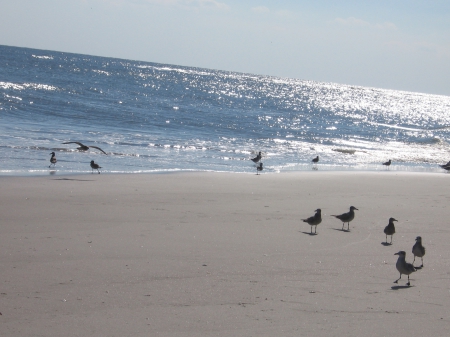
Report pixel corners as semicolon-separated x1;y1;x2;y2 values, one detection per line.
1;171;449;336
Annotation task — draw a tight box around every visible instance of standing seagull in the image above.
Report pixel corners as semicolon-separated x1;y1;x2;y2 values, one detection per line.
393;251;416;286
412;236;426;268
256;162;263;175
382;159;391;169
331;206;358;231
312;156;319;164
251;151;262;163
302;209;322;234
90;160;102;174
383;217;397;244
49;152;57;168
63;142;107;154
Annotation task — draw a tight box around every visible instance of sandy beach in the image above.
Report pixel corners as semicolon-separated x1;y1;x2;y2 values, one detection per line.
1;171;449;336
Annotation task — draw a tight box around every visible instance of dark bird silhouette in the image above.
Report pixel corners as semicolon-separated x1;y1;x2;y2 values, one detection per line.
331;206;358;231
393;251;416;286
49;152;57;168
439;161;450;168
256;162;263;175
383;217;397;244
302;209;322;234
90;160;102;174
412;236;425;268
63;142;107;154
251;151;262;163
440;165;450;172
382;159;391;169
312;156;319;164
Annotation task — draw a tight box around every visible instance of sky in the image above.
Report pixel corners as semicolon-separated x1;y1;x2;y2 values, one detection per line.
1;0;450;96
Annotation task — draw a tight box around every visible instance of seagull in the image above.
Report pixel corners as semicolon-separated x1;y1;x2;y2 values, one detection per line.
312;156;319;164
382;159;391;169
49;152;57;168
90;160;102;174
63;142;107;154
331;206;358;231
251;152;262;163
412;236;426;268
48;152;57;167
302;209;322;234
393;251;416;286
384;217;397;244
256;162;263;175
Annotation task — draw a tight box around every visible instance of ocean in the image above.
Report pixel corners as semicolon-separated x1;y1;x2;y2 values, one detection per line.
1;45;450;176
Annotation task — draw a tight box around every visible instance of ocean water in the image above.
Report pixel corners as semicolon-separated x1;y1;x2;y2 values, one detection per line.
1;45;450;176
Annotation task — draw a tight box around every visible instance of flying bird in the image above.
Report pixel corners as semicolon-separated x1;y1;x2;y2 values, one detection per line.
63;142;107;154
383;217;397;244
412;236;426;268
90;160;102;174
49;152;57;168
393;251;416;286
251;152;262;163
331;206;358;231
302;209;322;234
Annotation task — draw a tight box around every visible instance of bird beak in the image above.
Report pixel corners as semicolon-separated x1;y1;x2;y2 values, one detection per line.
394;252;399;255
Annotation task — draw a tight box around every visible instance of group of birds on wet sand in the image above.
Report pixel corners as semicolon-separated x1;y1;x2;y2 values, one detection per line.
48;142;105;174
301;206;426;287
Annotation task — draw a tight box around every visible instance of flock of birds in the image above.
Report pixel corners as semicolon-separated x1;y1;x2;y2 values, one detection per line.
48;142;105;174
300;206;426;287
251;151;428;287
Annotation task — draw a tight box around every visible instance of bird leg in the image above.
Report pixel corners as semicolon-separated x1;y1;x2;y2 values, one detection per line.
407;275;411;286
342;223;345;230
394;274;402;284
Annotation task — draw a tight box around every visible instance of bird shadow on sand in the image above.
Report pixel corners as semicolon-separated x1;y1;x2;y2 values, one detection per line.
53;178;93;182
391;285;414;290
300;231;318;236
331;228;351;233
381;242;393;246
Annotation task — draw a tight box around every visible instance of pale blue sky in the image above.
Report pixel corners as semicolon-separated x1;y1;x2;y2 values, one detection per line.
1;0;449;95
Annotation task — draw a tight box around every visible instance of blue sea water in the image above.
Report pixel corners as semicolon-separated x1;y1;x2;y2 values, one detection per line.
1;45;450;176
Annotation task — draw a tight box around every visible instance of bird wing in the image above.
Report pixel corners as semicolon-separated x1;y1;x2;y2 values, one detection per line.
63;141;84;146
89;146;107;154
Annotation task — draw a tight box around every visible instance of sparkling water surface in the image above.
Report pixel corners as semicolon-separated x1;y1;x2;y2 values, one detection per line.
1;45;450;176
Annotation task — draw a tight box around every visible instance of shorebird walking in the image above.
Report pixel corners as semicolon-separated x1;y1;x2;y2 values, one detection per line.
302;209;322;234
331;206;358;231
383;217;397;244
251;151;262;163
63;142;107;154
49;152;57;168
90;160;102;174
393;251;416;286
256;162;263;175
312;156;319;164
412;236;426;268
382;159;391;169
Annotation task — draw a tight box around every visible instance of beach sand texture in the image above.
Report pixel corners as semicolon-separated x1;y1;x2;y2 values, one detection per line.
1;172;449;336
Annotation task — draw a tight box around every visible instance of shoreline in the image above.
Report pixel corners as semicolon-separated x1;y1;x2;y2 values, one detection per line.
1;171;449;336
